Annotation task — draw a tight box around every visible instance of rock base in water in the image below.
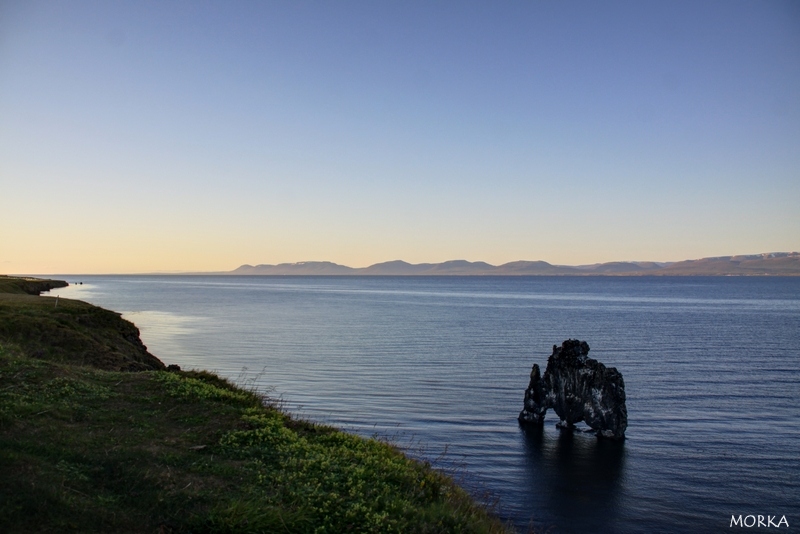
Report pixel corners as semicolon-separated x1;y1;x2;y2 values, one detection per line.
519;340;627;440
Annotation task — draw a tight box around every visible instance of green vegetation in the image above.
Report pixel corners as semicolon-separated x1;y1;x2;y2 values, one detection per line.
0;278;164;371
0;275;68;296
0;277;509;533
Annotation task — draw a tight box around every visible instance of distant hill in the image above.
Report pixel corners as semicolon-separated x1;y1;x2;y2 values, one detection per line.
358;260;432;275
495;261;580;275
653;253;800;276
231;261;356;275
572;261;665;274
227;252;800;276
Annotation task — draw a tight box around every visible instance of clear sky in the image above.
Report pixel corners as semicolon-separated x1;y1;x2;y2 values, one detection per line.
1;0;799;273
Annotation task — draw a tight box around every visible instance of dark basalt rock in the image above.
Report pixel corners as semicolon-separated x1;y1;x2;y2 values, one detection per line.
519;340;627;439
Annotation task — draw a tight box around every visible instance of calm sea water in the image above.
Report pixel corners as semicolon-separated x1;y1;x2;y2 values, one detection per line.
52;276;800;533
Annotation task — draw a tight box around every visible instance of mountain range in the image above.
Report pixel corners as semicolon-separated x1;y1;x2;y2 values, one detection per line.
227;252;800;276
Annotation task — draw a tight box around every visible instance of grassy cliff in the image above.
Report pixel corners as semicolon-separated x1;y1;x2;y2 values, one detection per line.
0;277;509;533
0;280;164;372
0;276;69;296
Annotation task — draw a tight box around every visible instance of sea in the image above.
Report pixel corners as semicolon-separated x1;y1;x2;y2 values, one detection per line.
51;275;800;533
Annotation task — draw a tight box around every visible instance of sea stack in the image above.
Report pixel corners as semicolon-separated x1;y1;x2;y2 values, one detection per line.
519;340;627;440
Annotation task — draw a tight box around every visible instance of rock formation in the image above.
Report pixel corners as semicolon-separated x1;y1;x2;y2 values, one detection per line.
519;340;627;439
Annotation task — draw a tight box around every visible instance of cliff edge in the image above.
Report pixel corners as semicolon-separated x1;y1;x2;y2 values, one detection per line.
0;278;164;371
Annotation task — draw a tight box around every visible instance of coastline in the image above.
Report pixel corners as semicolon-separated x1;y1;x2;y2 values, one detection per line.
223;253;800;276
0;276;510;533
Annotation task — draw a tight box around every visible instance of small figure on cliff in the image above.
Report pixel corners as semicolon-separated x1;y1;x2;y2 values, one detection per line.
519;339;627;440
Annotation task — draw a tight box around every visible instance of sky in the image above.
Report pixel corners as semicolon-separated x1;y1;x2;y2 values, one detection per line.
1;0;799;274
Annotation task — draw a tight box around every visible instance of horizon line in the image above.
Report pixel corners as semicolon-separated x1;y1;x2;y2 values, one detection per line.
8;251;798;276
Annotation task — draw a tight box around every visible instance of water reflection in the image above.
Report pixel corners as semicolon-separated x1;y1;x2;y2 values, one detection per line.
121;310;206;362
521;425;626;533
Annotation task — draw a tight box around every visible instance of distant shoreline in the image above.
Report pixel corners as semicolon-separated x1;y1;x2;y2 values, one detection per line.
12;252;800;277
175;252;800;277
59;272;800;278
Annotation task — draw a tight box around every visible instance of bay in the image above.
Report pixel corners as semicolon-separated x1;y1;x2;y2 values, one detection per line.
52;275;800;532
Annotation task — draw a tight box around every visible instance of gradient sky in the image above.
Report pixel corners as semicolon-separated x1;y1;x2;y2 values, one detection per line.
2;0;799;273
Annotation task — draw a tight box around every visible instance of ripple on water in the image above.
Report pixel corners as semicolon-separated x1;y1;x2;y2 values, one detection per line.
49;275;800;533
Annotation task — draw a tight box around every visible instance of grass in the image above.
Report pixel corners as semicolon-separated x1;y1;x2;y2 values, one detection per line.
0;275;68;296
0;283;164;371
0;277;511;533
